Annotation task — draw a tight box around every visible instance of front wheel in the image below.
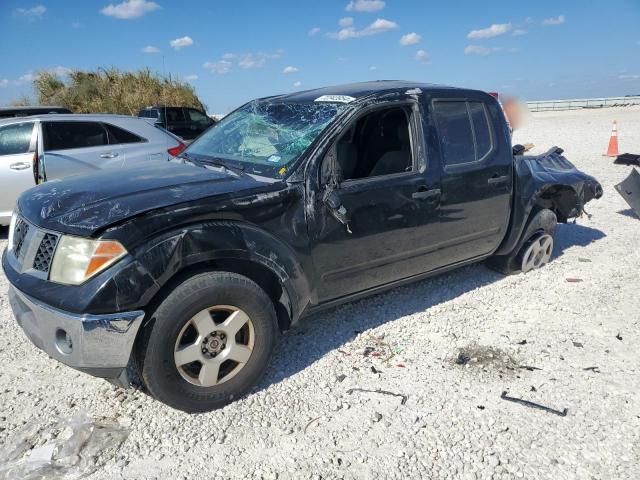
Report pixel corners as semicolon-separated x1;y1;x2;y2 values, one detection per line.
137;272;278;413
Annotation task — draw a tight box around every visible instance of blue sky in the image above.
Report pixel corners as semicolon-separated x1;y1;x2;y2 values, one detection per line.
1;0;639;114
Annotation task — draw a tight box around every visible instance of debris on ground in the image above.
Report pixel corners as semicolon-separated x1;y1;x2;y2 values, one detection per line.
0;411;129;480
615;169;640;219
613;153;640;166
573;341;584;348
372;412;383;423
346;388;408;406
370;366;382;374
583;366;601;373
500;391;568;417
616;333;623;341
519;365;542;371
578;257;592;263
336;374;347;383
566;278;584;283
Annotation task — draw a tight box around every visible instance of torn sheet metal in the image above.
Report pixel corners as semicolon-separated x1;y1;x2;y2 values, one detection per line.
615;168;640;219
495;147;602;255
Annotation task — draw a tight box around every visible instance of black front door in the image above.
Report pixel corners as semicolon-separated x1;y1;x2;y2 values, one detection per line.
309;171;441;302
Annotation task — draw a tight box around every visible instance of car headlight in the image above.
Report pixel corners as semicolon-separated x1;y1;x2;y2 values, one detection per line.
49;236;127;285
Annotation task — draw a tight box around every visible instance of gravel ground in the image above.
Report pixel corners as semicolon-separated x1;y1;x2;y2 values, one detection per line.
1;106;639;480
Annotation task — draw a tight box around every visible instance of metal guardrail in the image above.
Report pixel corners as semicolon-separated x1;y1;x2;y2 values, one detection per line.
526;96;640;112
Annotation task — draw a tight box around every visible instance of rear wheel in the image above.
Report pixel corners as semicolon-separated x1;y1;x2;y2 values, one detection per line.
487;208;557;274
138;271;278;413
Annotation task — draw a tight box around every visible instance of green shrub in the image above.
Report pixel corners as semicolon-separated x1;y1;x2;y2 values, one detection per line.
33;68;206;114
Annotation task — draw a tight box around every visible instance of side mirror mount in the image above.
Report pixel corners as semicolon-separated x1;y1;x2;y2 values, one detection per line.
322;187;351;234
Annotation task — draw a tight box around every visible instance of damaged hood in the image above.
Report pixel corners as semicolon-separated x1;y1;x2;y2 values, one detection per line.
17;162;268;236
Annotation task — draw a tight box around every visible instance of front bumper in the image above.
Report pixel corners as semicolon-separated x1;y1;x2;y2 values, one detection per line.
9;285;145;382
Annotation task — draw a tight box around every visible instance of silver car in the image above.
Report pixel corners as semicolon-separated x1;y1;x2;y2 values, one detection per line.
0;114;185;225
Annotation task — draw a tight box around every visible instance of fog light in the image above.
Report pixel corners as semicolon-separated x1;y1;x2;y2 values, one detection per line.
55;328;73;355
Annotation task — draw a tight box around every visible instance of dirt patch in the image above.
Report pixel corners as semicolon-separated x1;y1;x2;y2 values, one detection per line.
453;343;518;371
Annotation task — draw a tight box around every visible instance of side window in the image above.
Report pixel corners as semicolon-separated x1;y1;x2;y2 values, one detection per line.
166;108;185;122
43;122;108;151
468;101;492;160
432;101;475;166
325;105;414;183
0;122;34;155
104;123;145;144
186;109;208;122
138;110;148;118
148;109;160;119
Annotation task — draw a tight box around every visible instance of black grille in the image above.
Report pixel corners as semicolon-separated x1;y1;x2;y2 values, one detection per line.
33;233;59;272
13;217;29;257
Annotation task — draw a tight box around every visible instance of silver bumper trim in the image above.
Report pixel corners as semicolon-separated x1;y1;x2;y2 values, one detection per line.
9;285;145;371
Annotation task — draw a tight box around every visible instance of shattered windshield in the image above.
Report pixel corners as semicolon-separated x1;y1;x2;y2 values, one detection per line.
185;100;347;178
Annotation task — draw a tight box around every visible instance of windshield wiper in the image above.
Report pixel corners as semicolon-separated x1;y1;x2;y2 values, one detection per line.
196;157;247;177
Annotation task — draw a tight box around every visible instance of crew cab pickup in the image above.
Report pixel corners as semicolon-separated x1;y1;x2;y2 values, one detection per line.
3;81;602;412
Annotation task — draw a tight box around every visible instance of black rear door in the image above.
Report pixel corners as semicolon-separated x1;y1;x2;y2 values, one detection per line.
430;94;513;264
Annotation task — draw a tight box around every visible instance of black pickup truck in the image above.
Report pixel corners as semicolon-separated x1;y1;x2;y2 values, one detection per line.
3;81;601;412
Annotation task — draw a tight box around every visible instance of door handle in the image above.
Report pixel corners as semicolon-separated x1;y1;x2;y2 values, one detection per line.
10;162;31;171
487;175;508;186
100;152;119;159
412;188;441;200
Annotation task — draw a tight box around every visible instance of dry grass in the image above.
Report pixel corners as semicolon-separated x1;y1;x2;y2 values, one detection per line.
32;68;206;114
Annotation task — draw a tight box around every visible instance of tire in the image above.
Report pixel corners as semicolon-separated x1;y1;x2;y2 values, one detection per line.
487;208;557;275
137;271;278;413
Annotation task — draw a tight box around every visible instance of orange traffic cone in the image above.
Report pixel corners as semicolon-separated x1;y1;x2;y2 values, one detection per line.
603;120;619;157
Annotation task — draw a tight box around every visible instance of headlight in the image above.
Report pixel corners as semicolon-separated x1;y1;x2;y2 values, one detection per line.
49;236;127;285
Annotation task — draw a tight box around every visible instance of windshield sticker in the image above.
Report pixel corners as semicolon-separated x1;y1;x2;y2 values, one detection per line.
314;95;356;104
278;166;287;176
405;88;422;95
267;155;282;163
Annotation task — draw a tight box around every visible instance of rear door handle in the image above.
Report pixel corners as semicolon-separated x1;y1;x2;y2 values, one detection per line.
10;162;31;171
488;175;508;186
412;188;441;200
100;152;119;159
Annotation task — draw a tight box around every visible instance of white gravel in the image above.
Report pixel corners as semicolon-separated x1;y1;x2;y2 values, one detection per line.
1;106;639;480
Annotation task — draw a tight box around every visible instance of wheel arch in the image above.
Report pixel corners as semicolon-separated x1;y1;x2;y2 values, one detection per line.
132;221;313;334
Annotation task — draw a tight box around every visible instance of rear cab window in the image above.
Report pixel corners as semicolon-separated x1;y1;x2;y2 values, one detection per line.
432;99;494;167
43;121;109;151
104;123;145;144
166;108;185;122
0;122;35;155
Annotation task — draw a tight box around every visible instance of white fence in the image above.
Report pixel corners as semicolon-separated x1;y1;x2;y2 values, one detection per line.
527;96;640;112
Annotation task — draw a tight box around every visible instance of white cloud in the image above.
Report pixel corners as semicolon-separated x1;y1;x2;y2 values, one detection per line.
369;65;377;71
308;27;321;37
328;18;398;40
0;79;9;88
142;45;159;53
203;60;232;74
15;5;46;21
17;73;36;84
100;0;159;19
293;81;302;87
619;74;640;80
204;51;281;74
415;49;429;63
542;15;565;26
339;17;354;27
346;0;385;12
170;36;193;50
467;23;512;39
183;74;198;81
464;45;496;56
283;66;299;74
512;29;527;36
400;32;421;46
71;21;82;28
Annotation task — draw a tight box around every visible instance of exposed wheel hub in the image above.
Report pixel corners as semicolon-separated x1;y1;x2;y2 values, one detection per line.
202;331;226;357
